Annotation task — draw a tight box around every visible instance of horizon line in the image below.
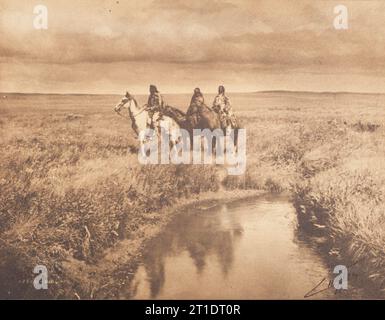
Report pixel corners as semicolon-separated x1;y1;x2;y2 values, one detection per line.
2;89;385;96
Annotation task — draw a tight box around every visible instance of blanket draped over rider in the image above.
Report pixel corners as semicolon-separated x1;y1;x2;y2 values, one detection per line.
186;86;238;129
186;87;206;128
212;85;238;129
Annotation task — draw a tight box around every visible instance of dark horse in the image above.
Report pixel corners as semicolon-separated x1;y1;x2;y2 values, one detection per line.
163;104;240;151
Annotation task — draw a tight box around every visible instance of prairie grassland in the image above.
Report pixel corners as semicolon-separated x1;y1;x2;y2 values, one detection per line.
0;91;384;298
231;92;385;294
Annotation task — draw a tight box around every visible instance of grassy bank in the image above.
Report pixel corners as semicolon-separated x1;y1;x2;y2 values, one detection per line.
292;123;385;295
222;92;385;296
1;92;384;298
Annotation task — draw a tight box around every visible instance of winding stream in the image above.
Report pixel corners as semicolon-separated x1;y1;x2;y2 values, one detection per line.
122;194;358;299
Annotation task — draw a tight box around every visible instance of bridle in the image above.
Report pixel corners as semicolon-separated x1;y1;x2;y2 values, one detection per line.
115;106;130;119
115;98;147;119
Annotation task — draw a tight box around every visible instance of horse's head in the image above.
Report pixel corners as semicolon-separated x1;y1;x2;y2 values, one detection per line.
114;91;133;113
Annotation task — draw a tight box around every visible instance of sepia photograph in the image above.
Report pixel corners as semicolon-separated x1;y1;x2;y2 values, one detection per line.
0;0;385;306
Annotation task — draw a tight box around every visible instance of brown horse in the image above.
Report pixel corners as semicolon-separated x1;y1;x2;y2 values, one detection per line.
194;105;221;131
165;104;240;152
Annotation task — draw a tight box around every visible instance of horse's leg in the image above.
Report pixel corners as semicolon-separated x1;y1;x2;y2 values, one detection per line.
234;126;239;152
189;129;194;150
169;136;174;160
174;120;185;156
132;123;139;138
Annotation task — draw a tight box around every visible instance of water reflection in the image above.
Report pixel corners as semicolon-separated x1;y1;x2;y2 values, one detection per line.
122;195;342;299
130;203;243;298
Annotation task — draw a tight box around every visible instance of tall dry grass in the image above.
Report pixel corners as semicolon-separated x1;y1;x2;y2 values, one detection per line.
225;92;385;294
293;125;385;293
1;92;384;297
0;94;219;297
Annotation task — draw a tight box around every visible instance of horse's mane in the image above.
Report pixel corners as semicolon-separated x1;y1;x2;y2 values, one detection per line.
163;105;187;124
165;105;186;117
130;96;139;108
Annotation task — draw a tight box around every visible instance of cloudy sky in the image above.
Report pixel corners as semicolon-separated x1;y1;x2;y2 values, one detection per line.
1;0;385;94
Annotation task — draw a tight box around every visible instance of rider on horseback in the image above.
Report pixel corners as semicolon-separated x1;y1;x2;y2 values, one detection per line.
146;85;165;129
187;88;205;127
212;85;237;129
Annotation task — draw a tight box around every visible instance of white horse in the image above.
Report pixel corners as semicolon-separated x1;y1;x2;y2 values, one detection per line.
114;91;181;147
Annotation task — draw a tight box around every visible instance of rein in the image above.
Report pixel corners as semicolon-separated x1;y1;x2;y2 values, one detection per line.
115;109;130;119
115;100;147;119
131;105;147;117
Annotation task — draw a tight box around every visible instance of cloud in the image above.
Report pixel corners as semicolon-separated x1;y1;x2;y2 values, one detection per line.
151;0;237;13
1;0;385;93
2;26;384;76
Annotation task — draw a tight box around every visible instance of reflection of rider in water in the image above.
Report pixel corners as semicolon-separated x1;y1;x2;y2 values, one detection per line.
212;85;237;129
187;88;205;127
146;85;165;128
